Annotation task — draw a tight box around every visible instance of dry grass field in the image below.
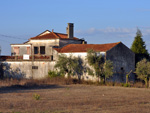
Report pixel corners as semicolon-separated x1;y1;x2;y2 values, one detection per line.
0;79;150;113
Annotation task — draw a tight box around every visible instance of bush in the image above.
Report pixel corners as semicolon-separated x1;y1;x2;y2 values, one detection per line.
132;81;145;88
123;83;131;87
48;70;63;78
105;82;115;86
87;68;94;76
33;93;40;100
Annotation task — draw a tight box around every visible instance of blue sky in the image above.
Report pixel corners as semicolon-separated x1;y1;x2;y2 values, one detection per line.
0;0;150;55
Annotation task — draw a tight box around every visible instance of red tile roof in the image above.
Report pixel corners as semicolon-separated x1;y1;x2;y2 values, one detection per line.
30;32;79;40
54;42;121;53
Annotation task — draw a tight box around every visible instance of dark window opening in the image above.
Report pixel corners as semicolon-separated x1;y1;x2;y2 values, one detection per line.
51;55;53;61
40;46;45;54
121;67;124;70
34;47;38;54
32;66;38;69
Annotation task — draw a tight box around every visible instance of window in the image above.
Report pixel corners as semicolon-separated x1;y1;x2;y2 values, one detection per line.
121;67;124;70
34;46;45;55
40;46;45;54
34;47;38;54
13;47;19;55
51;55;53;61
27;47;30;54
32;66;38;69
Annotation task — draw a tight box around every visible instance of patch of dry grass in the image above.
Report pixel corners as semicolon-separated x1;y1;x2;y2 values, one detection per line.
0;77;74;87
0;78;150;113
0;78;149;112
0;77;146;88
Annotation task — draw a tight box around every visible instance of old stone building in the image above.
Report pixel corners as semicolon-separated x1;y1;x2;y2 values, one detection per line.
54;42;135;82
0;23;135;82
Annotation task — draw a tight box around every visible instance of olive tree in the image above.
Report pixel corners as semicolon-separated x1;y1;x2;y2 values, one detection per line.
86;49;113;83
136;58;150;88
104;60;113;82
54;54;84;80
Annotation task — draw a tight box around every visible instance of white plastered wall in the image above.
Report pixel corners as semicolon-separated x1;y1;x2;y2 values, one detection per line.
58;52;106;81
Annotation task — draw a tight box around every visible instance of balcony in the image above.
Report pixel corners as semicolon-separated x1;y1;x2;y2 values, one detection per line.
0;55;53;61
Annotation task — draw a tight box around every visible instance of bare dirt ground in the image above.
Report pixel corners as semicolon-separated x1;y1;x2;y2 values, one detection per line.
0;83;150;113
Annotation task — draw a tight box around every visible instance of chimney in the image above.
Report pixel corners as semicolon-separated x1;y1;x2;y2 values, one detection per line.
66;23;74;38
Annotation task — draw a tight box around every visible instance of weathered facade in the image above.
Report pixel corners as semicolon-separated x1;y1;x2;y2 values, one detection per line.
11;23;85;57
54;42;135;82
0;23;135;82
1;61;55;79
106;42;135;82
1;23;86;79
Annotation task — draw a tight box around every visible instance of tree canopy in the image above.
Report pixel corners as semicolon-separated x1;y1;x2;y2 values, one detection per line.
131;28;148;54
136;58;150;88
131;28;149;64
54;54;84;80
86;49;113;83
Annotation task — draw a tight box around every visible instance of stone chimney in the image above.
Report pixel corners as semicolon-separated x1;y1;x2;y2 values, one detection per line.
66;23;74;38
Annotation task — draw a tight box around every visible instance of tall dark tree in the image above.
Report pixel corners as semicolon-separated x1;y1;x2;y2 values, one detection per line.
131;28;149;64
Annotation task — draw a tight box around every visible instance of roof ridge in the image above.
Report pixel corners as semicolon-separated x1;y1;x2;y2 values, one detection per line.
54;32;67;35
36;30;51;36
54;32;78;39
51;32;60;38
54;42;121;53
29;30;80;40
65;42;121;46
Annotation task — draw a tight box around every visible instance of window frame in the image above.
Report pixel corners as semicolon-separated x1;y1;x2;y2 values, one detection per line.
40;46;45;55
27;47;30;55
13;47;20;55
34;47;39;54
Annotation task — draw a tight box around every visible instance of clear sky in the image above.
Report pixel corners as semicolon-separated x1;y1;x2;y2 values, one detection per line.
0;0;150;55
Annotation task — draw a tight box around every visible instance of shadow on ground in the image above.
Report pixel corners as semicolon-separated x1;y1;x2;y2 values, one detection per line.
0;84;64;94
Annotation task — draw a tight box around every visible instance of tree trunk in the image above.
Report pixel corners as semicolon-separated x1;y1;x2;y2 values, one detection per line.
126;74;129;84
104;76;106;84
78;74;81;83
145;77;148;88
98;76;101;83
149;78;150;88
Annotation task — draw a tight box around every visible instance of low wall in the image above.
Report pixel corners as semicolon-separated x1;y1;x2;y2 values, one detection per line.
0;61;56;79
0;60;135;83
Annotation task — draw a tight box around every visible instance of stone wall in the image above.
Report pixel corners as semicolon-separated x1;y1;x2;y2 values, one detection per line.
106;42;135;82
0;61;55;79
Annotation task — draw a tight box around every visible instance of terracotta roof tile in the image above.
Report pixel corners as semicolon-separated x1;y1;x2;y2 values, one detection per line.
54;42;121;53
30;32;58;40
30;32;79;40
55;32;79;40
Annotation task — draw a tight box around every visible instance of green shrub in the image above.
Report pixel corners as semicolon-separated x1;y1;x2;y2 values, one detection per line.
121;83;124;86
123;83;131;87
48;70;62;78
105;82;115;86
87;68;94;76
33;93;40;100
